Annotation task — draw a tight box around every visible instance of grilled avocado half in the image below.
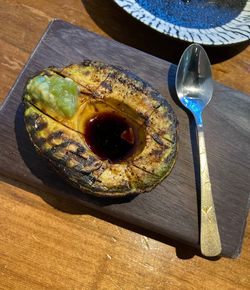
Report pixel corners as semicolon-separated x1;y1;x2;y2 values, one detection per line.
23;60;177;197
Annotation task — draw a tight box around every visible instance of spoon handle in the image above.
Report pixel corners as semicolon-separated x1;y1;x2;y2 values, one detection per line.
197;126;222;257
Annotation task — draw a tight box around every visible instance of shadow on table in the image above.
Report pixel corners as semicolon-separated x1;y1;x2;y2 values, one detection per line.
167;63;202;237
82;0;249;65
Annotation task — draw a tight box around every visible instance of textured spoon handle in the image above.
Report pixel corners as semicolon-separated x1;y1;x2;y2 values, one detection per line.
198;127;221;257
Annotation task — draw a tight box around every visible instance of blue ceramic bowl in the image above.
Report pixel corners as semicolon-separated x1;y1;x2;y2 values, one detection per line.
114;0;250;45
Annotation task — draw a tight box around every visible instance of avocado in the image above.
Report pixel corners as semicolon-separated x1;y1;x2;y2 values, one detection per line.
23;60;177;197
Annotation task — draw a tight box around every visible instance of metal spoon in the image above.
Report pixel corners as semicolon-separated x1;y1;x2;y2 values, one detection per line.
175;43;221;257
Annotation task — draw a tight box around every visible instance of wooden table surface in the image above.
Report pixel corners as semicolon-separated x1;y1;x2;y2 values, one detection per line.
0;1;249;289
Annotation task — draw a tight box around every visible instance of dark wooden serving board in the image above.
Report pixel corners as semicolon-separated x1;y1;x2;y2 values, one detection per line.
0;20;249;258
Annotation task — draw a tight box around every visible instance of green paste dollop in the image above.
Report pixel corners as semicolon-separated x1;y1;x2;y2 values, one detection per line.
26;74;79;118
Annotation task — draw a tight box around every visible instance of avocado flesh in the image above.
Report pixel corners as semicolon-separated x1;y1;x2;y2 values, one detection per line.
23;60;177;197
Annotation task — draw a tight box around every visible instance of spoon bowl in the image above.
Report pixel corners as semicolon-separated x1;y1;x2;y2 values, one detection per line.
175;43;221;257
176;44;213;123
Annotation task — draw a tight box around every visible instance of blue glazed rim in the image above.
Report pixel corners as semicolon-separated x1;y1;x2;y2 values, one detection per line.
114;0;250;45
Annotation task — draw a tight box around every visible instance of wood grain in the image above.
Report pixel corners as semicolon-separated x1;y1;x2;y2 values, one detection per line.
0;1;249;289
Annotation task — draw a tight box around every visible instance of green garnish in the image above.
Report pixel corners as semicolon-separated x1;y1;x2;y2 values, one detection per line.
26;74;79;118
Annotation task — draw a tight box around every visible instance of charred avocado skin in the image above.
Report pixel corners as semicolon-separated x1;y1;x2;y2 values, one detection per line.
23;60;178;197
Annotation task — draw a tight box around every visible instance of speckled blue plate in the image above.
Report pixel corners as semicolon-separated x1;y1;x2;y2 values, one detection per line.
114;0;250;45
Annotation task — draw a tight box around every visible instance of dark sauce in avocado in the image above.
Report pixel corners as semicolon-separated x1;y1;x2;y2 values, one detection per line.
85;112;136;162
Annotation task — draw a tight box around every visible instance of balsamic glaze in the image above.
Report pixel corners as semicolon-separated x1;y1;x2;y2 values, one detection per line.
85;112;136;162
